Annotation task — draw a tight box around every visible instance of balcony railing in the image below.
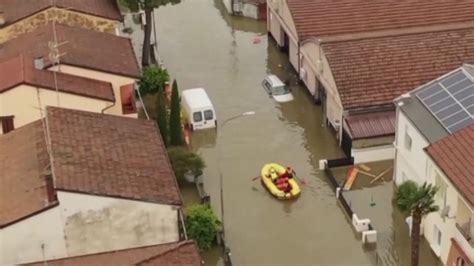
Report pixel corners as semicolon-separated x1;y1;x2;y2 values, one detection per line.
456;222;474;247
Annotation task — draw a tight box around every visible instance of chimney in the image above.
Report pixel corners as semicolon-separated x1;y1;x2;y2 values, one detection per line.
0;12;5;26
34;56;45;70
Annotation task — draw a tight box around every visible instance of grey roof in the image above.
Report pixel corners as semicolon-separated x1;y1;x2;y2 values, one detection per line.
399;96;450;144
396;64;474;144
465;64;474;77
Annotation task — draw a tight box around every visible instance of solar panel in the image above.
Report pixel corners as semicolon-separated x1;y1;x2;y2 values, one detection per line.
416;69;474;133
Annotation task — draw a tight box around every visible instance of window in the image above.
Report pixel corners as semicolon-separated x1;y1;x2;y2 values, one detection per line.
457;257;466;266
193;112;202;122
1;116;14;134
204;110;213;120
263;80;271;92
434;225;442;247
272;85;290;95
120;84;136;114
404;126;412;151
435;173;447;207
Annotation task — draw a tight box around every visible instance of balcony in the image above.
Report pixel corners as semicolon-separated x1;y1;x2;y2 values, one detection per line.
456;221;474;247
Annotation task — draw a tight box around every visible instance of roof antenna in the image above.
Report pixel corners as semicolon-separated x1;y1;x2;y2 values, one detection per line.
48;0;69;107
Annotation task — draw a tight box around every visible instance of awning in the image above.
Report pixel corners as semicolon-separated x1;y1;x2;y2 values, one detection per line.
345;111;396;140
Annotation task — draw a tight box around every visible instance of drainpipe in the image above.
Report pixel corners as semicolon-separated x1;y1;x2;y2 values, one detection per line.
297;41;301;85
101;101;116;114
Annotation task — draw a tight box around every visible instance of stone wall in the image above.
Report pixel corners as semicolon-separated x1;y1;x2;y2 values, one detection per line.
0;7;118;43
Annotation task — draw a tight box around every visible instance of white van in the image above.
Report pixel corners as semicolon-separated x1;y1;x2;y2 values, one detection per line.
182;88;217;131
262;75;294;103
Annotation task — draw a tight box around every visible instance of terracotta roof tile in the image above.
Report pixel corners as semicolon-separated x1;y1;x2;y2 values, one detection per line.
0;120;56;228
0;0;121;26
0;23;140;78
345;111;395;140
0;55;115;101
47;107;182;205
426;124;474;205
25;240;202;266
322;27;474;109
287;0;474;40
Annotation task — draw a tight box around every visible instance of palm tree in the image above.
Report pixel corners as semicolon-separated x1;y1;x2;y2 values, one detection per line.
396;180;439;266
120;0;181;66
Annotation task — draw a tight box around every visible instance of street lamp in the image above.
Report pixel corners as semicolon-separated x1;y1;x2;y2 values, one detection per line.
217;111;255;260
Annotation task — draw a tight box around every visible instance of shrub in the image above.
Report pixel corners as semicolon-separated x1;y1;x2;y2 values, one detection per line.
167;147;205;182
185;204;221;250
139;65;170;96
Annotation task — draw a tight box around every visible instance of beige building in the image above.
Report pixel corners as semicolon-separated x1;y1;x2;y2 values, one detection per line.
0;0;122;43
0;23;141;133
0;54;117;134
0;107;184;265
394;65;474;265
266;0;474;162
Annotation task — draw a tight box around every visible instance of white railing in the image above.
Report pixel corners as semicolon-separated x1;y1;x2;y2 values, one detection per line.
454;225;474;262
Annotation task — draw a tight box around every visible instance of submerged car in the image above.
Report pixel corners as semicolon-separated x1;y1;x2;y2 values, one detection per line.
262;75;294;103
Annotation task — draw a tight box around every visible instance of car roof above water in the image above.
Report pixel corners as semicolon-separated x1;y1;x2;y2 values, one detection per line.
182;88;213;109
266;75;285;87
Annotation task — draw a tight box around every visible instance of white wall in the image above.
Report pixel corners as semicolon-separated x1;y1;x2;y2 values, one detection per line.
49;65;138;118
289;38;299;70
57;191;180;257
1;207;66;265
0;192;180;265
0;85;110;131
394;109;474;264
352;144;395;164
394;111;430;185
242;3;258;19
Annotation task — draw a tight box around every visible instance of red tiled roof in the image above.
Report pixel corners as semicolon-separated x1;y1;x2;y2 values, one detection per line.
286;0;474;40
0;23;140;78
322;27;474;109
47;107;182;205
345;111;395;140
25;240;202;266
0;120;56;228
0;0;122;26
0;55;115;101
426;124;474;205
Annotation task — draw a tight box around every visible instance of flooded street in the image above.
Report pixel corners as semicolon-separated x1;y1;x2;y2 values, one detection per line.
123;0;440;265
151;1;372;265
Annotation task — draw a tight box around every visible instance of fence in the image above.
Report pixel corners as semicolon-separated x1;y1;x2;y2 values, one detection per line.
323;159;377;245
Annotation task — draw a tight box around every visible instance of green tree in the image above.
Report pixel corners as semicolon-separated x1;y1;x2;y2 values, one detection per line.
167;147;205;182
157;88;169;146
120;0;181;66
169;79;183;146
185;204;221;250
395;181;439;266
139;65;170;96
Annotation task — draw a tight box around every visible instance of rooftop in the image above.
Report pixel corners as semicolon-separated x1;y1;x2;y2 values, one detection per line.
0;0;122;27
25;240;202;266
426;124;474;205
344;111;395;140
0;107;182;227
0;23;140;78
323;27;474;110
397;64;474;143
0;120;55;228
0;54;115;101
47;107;182;205
286;0;474;40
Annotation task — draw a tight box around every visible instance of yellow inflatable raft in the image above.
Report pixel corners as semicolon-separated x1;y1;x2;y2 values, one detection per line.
261;163;301;200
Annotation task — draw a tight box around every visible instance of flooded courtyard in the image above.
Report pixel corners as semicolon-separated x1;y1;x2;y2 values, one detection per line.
125;0;441;265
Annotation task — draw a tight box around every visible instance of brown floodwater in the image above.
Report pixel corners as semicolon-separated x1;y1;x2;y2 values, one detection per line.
123;1;441;265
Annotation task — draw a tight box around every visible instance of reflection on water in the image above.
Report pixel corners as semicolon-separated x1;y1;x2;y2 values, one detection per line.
151;0;439;265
